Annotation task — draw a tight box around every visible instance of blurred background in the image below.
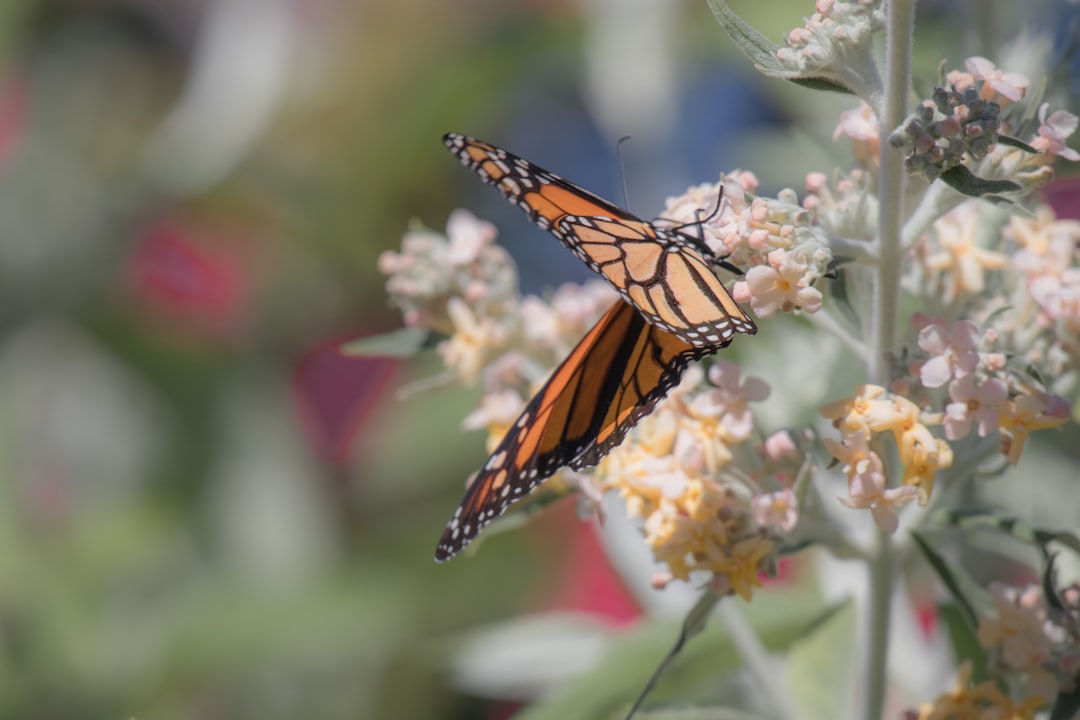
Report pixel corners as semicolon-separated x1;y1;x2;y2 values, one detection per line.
0;1;1075;718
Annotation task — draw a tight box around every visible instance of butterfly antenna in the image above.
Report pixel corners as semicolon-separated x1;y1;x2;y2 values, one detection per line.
616;135;633;208
670;183;725;232
664;184;735;270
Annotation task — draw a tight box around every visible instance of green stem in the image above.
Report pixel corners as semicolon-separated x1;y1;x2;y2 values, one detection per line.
859;2;917;720
860;527;895;720
717;601;798;720
901;181;964;251
806;307;868;361
871;0;914;386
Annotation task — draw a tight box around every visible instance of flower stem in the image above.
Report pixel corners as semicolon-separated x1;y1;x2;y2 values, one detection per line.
860;526;895;720
717;601;798;720
859;2;917;720
871;0;914;386
806;307;868;361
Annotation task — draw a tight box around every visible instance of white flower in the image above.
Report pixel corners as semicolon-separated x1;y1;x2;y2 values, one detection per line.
446;209;497;266
943;375;1007;440
735;249;823;317
916;319;979;388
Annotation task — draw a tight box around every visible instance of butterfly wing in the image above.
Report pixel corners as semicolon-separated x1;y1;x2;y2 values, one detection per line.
435;299;718;562
443;132;757;348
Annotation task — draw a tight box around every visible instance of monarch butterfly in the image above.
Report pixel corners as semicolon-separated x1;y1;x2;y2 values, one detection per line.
435;134;756;562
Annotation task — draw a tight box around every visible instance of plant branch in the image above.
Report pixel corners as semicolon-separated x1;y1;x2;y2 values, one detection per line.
717;601;799;720
830;236;880;263
858;2;917;720
901;181;965;251
870;1;914;386
860;526;896;720
806;307;868;361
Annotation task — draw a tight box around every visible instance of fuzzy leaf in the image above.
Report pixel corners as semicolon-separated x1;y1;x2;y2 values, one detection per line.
944;510;1080;558
625;589;722;720
1043;553;1064;611
705;0;857;95
911;532;982;630
938;603;990;684
787;601;856;720
342;326;428;358
790;76;856;94
516;583;824;720
938;165;1021;198
997;134;1039;154
446;612;616;700
705;0;783;71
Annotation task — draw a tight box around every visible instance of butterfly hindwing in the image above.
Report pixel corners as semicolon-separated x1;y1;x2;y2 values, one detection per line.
434;299;717;562
442;132;757;347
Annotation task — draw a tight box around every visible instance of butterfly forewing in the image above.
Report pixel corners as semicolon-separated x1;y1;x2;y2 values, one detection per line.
434;300;717;562
442;132;757;347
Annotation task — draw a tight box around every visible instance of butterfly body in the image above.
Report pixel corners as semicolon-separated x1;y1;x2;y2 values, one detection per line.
436;134;756;562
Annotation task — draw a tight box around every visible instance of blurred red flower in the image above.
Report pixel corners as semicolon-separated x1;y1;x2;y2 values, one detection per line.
292;335;397;465
128;216;254;343
1043;176;1080;221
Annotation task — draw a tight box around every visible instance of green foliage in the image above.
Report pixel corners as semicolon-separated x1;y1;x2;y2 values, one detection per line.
706;0;857;95
343;327;429;358
910;532;985;630
626;590;722;719
786;601;856;720
938;165;1022;199
516;582;825;720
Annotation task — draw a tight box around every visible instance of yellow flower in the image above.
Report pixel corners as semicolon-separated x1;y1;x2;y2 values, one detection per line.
819;384;888;434
925;202;1010;300
976;584;1053;689
713;537;775;602
641;477;735;582
438;298;508;385
1008;205;1062;257
599;364;772;590
462;389;525;453
901;438;953;505
912;662;1040;720
822;387;952;506
998;392;1069;465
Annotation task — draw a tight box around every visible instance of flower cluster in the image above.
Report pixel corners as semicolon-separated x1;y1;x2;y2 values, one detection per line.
379;209;518;335
885;56;1028;179
1008;209;1080;377
888;57;1077;191
909;315;1069;463
888;78;1010;179
906;662;1041;720
820;384;951;531
598;363;794;598
976;582;1080;704
803;168;877;240
919;202;1010;301
775;0;884;77
379;210;616;406
662;173;833;316
907;190;1080;410
816;314;1068;537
